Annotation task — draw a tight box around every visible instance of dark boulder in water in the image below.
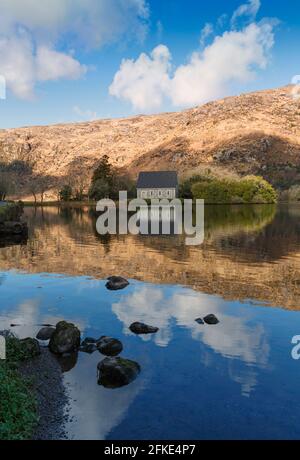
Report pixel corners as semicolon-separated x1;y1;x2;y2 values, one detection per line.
97;357;141;388
129;322;159;335
203;314;219;325
97;336;123;357
80;337;97;353
36;327;56;341
106;276;129;291
49;321;81;355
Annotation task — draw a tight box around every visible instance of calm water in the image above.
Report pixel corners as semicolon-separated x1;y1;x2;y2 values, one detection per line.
0;204;300;440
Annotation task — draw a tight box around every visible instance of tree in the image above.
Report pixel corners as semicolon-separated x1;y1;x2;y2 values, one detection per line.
92;155;114;186
73;177;86;201
59;185;73;202
89;178;111;200
39;179;48;205
29;183;39;205
0;172;14;200
111;174;136;199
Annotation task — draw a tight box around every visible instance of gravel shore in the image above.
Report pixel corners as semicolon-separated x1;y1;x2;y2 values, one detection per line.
19;348;69;440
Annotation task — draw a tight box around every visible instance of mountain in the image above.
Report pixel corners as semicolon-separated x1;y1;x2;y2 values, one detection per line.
0;85;299;200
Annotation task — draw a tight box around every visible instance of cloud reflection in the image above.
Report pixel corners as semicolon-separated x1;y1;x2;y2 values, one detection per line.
112;284;270;395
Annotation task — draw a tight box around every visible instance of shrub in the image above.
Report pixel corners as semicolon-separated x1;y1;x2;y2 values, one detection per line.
0;365;37;440
0;334;38;440
286;185;300;202
192;175;277;204
179;174;214;199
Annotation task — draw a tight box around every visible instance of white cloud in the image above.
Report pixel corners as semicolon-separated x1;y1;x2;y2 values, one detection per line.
200;23;214;47
109;44;171;111
0;0;149;99
171;22;275;107
73;105;98;121
110;18;276;111
231;0;261;28
36;46;86;81
0;32;35;99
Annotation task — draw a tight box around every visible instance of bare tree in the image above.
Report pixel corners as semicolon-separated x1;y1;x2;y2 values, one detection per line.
29;183;39;206
39;179;48;205
0;172;14;200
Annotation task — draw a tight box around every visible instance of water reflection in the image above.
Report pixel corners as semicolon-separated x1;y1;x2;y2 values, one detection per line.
1;205;300;439
0;204;299;308
112;286;270;396
0;271;299;439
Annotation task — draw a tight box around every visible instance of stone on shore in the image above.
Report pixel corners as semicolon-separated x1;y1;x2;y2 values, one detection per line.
49;321;81;355
36;327;56;341
97;357;141;388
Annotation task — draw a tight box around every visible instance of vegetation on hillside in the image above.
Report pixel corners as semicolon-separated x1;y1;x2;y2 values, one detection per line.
280;185;300;202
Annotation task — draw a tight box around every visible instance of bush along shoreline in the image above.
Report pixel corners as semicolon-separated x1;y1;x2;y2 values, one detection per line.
0;331;68;441
188;175;278;204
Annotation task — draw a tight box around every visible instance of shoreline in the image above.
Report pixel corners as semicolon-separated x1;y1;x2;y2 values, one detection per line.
19;348;69;440
0;331;70;441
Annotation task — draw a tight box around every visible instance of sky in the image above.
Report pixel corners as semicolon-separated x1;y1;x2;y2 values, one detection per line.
0;0;299;129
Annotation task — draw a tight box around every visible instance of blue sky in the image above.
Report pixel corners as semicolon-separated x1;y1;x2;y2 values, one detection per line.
0;0;299;128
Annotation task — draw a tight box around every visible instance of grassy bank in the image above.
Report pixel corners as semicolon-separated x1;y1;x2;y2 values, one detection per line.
0;334;38;440
23;200;97;207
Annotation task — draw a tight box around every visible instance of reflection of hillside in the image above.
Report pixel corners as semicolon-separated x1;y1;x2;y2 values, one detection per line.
0;206;299;310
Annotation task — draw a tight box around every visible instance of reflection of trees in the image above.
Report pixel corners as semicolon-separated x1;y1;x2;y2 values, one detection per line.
204;204;276;238
0;205;299;309
215;205;300;263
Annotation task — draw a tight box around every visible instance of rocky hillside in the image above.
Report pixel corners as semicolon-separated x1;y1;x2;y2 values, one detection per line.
0;85;300;200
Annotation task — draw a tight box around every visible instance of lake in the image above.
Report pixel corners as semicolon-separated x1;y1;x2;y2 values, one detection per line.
0;204;300;440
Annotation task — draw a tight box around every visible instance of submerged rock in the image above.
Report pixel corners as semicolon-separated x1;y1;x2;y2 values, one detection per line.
20;338;41;358
195;318;204;325
36;327;56;341
203;314;219;325
106;276;129;291
81;337;97;345
79;343;97;354
49;321;81;355
97;336;123;357
129;322;159;335
97;357;141;388
79;337;97;354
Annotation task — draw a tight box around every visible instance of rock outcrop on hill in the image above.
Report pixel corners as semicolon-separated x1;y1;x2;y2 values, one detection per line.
0;86;299;200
